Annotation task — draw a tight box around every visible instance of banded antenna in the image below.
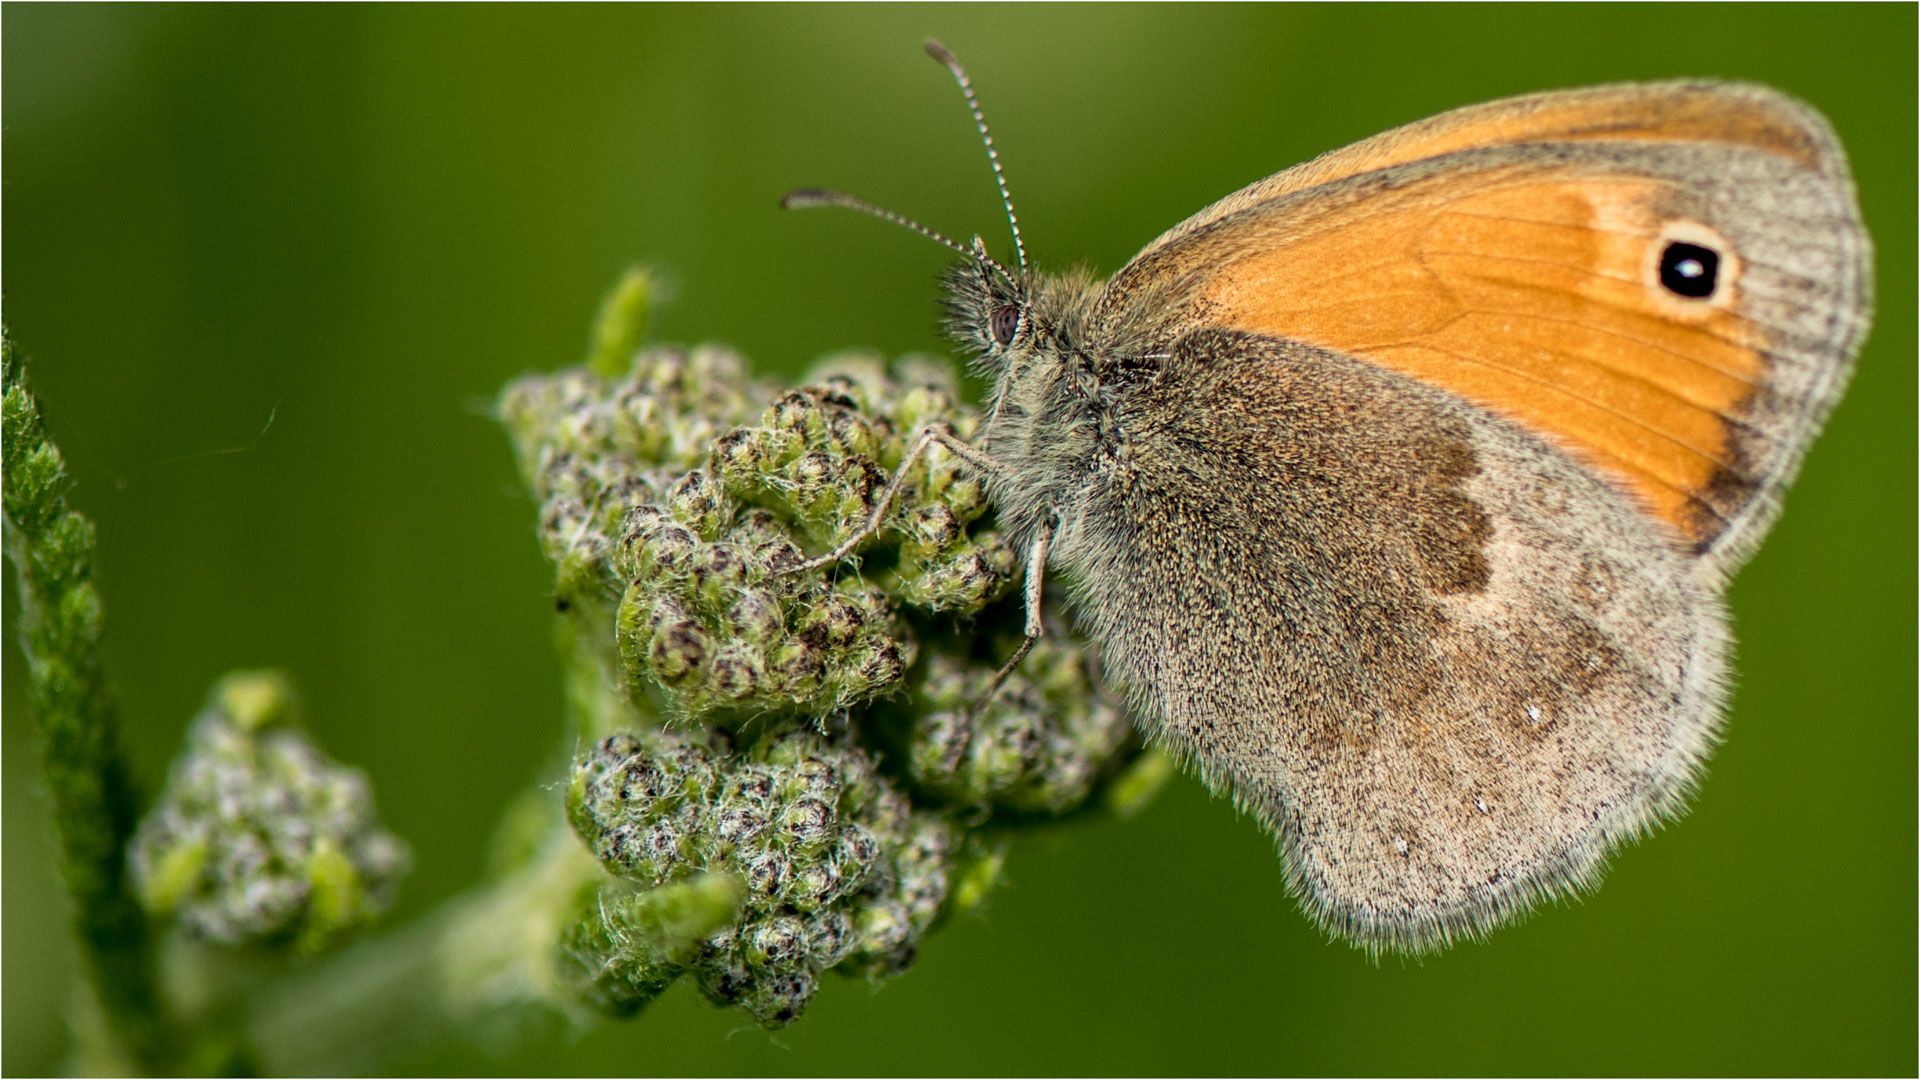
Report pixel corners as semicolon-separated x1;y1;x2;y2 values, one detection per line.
779;188;1016;287
779;40;1029;286
923;38;1028;273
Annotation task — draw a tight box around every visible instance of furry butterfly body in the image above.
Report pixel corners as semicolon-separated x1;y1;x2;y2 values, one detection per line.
815;72;1870;953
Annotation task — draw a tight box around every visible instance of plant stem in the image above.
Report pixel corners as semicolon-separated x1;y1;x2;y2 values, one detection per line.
1;325;173;1071
245;824;604;1074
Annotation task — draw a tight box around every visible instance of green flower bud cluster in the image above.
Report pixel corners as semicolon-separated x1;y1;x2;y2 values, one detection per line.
498;283;1169;1030
908;634;1135;815
128;672;409;952
564;728;966;1026
501;346;1017;724
499;344;776;605
611;500;916;721
700;354;1014;615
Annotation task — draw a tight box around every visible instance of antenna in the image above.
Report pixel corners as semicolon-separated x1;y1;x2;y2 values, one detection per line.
923;38;1028;273
780;188;1017;286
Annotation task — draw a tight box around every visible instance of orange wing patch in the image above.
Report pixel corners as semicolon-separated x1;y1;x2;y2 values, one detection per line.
1200;171;1764;543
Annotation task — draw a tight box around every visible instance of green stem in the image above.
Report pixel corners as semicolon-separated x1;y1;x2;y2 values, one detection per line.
1;325;173;1071
244;824;604;1074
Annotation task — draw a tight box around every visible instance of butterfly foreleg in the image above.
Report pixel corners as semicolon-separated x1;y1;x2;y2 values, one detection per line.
780;422;1001;576
966;509;1053;720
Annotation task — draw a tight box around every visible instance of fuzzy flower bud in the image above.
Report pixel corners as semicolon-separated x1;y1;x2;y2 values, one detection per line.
558;870;746;1017
498;277;1167;1029
905;635;1137;814
565;727;976;1025
127;671;409;952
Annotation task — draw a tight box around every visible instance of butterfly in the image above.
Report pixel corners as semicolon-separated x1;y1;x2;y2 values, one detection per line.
787;42;1871;953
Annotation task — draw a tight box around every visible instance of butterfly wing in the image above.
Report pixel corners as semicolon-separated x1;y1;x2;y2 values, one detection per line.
1057;82;1867;949
1108;81;1870;570
1063;327;1727;951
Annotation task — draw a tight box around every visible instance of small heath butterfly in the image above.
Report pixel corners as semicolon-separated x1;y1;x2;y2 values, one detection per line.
786;42;1871;953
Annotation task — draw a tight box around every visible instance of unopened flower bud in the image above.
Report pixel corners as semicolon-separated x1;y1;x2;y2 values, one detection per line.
129;672;409;952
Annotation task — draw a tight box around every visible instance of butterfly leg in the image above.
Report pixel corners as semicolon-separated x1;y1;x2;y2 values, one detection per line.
780;423;999;577
967;510;1053;720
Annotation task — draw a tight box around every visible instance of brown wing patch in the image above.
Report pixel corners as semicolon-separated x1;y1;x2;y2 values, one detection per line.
1197;169;1763;545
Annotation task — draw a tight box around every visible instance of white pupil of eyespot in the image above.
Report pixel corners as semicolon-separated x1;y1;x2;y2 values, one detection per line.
1676;258;1705;278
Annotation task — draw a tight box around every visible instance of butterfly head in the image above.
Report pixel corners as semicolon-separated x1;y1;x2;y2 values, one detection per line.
942;239;1038;374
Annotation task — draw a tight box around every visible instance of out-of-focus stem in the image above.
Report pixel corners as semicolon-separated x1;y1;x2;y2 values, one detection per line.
246;825;604;1075
1;326;174;1072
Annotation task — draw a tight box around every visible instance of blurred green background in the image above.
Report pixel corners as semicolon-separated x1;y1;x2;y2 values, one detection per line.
4;5;1913;1075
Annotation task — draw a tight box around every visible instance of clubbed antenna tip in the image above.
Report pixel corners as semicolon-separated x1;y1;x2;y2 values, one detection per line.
923;38;958;67
779;186;1017;287
921;38;1028;273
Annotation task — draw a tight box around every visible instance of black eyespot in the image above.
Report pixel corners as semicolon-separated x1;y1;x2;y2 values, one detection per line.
1659;241;1721;299
990;304;1020;345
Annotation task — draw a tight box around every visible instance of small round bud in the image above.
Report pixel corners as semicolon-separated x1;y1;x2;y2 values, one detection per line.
687;344;750;400
725;588;785;645
778;797;837;853
646;604;711;689
716;804;768;848
835;825;882;890
615;755;670;808
901;503;963;558
706;642;768;701
768;640;824;698
778;755;841;803
830;459;888;542
825;407;878;460
973;709;1048;792
637;821;687;881
666;471;731;539
797;595;864;651
895;384;957;435
744;848;789;899
807;908;855;968
895;816;955;930
941;473;990;521
838;638;907;699
748;534;805;579
765;392;826;442
908;710;972;791
641;347;690;396
611;387;668;461
788;451;839;520
709;428;768;494
726;766;776;806
634;520;699;582
695;954;753;1008
739;969;817;1029
663;745;720;802
814;371;874;413
785;859;843;912
614;504;669;570
848;898;915;974
745;915;809;969
690;542;750;611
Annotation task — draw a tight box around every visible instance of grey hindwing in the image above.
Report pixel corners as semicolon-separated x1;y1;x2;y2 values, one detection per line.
1049;329;1728;951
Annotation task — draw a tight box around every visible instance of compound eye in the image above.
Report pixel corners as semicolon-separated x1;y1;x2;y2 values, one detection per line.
990;304;1021;345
